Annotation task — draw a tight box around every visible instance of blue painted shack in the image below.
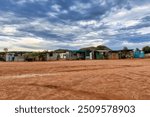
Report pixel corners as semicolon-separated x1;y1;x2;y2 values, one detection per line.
134;50;145;58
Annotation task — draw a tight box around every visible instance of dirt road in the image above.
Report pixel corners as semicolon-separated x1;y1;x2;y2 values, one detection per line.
0;59;150;100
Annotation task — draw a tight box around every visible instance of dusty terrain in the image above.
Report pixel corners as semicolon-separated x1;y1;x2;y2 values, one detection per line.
0;59;150;100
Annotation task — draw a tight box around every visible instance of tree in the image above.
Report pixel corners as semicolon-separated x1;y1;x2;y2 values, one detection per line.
4;48;8;53
135;48;140;51
80;45;111;51
96;45;111;50
121;47;130;59
123;46;128;51
142;46;150;54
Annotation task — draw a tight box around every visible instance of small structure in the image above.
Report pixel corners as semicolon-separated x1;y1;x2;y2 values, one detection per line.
14;52;26;62
59;52;70;60
84;50;91;60
119;49;134;59
134;50;145;58
108;49;134;59
145;53;150;58
5;53;15;62
90;50;110;60
47;52;60;61
68;50;86;60
14;56;25;62
108;51;120;59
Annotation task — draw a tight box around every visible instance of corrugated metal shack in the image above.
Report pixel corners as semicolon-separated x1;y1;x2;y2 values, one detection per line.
108;49;134;59
68;50;86;60
90;50;110;60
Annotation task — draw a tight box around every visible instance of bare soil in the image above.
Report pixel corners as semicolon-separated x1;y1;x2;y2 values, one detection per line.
0;59;150;100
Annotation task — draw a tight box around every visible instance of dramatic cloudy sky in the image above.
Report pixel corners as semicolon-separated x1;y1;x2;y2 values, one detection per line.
0;0;150;51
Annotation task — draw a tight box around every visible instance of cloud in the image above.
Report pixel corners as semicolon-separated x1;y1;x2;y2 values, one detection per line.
136;27;150;35
0;26;17;35
78;20;97;26
122;41;150;49
0;0;150;51
51;4;61;12
11;0;48;5
101;4;150;28
69;1;92;14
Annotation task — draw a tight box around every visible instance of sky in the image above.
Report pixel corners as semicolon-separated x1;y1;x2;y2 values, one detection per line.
0;0;150;51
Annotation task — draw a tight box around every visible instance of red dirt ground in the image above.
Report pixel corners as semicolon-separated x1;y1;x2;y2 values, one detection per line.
0;59;150;100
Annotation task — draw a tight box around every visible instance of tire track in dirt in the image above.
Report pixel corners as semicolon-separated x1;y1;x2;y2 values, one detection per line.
128;72;150;78
0;73;61;79
0;65;142;80
0;64;143;78
28;83;111;100
13;83;113;99
55;65;143;73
